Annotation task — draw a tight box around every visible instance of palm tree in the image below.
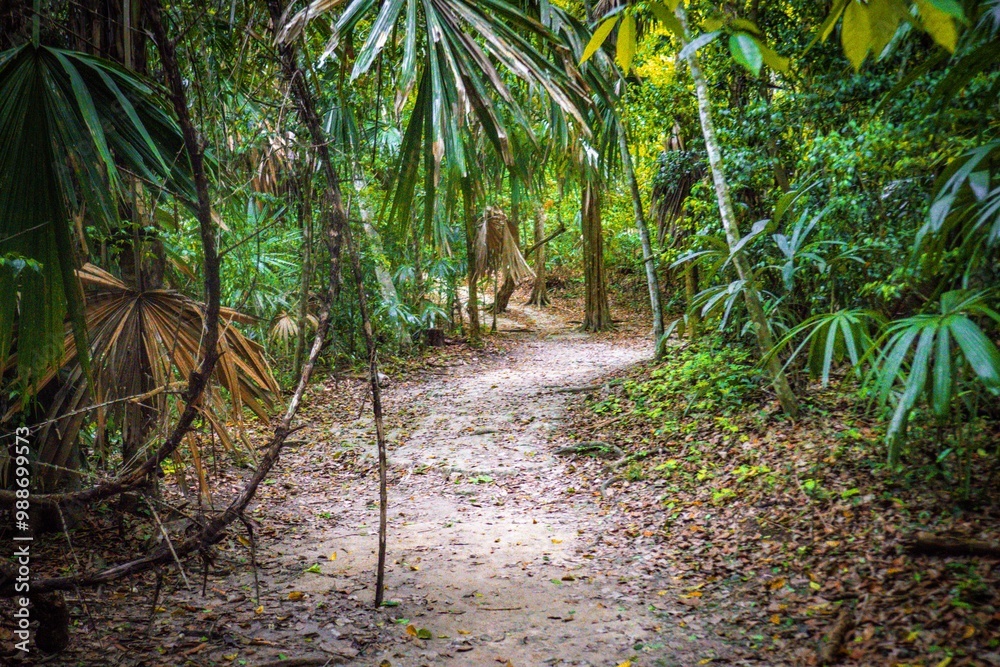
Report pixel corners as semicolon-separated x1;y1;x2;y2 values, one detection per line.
0;42;193;389
276;0;592;339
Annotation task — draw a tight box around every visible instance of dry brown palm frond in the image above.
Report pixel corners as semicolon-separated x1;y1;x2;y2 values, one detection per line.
474;207;535;284
3;264;279;490
651;147;706;248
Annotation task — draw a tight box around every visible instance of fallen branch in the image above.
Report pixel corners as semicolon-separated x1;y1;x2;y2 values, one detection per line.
255;658;337;667
546;384;602;394
906;532;1000;558
817;607;854;666
554;441;624;460
0;0;341;598
522;223;567;257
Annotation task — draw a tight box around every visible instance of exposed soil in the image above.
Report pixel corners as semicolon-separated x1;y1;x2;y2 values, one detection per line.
5;296;738;666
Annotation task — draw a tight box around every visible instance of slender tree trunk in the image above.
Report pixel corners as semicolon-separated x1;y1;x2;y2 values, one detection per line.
676;6;798;417
528;204;548;306
267;0;390;605
494;172;520;313
461;177;481;343
685;264;700;340
293;176;313;380
581;179;612;331
617;125;664;347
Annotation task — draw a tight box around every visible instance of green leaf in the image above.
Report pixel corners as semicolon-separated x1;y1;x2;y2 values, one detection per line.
924;0;966;20
815;0;850;46
730;18;762;35
950;317;1000;393
932;324;952;417
701;17;724;32
616;13;637;72
916;0;958;52
582;16;619;64
867;0;907;56
649;3;684;41
841;1;872;70
755;38;790;73
729;32;763;76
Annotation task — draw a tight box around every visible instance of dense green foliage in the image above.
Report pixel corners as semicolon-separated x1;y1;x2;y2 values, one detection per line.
0;0;997;487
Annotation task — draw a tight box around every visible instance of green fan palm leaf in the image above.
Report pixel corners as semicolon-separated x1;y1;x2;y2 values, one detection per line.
0;45;191;391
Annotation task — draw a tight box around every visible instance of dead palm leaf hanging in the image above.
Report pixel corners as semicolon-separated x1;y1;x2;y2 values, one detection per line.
651;146;706;248
3;264;279;490
474;206;534;284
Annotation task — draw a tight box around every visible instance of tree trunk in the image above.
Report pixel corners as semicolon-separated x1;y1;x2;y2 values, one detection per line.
617;125;664;346
461;177;481;344
581;179;611;331
494;176;520;313
528;204;549;306
267;0;389;606
292;175;313;380
684;263;700;340
676;6;798;417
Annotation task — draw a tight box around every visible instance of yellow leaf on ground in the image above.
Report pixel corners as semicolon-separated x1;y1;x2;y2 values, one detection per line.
617;661;631;667
770;614;781;624
962;625;976;639
405;624;418;637
551;538;563;544
237;535;251;548
254;605;264;615
329;552;337;561
769;578;786;591
936;658;953;667
458;629;471;635
287;591;304;601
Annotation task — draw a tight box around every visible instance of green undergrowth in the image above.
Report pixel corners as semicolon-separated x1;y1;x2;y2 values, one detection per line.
568;336;1000;664
593;338;765;428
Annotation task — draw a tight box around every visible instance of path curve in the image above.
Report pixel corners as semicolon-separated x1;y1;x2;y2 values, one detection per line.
252;304;728;666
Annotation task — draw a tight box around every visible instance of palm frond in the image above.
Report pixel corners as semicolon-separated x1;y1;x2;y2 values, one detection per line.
0;45;191;389
3;264;278;490
473;206;534;284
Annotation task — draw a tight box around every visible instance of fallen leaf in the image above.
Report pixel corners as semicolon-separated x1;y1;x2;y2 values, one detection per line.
416;628;433;640
254;605;264;615
962;625;975;639
329;552;337;561
405;624;417;637
287;591;304;601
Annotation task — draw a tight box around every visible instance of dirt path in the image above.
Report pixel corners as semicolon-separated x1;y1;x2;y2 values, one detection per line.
235;303;732;667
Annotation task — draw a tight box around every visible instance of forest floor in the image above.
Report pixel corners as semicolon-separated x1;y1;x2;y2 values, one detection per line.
7;288;999;666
